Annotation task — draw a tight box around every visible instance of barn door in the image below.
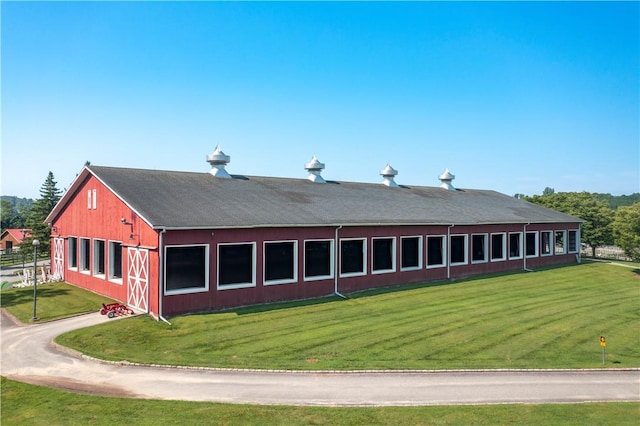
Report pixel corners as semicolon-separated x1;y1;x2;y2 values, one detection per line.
52;237;64;281
127;248;149;313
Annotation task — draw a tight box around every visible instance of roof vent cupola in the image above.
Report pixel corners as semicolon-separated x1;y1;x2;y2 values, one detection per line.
438;168;456;190
380;163;398;187
207;145;231;178
304;155;326;183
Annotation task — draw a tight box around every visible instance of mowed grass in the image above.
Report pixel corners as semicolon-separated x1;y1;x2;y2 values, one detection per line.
2;377;639;426
57;262;640;370
0;282;110;323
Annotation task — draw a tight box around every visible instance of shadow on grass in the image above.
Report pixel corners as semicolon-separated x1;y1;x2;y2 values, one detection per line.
0;285;72;308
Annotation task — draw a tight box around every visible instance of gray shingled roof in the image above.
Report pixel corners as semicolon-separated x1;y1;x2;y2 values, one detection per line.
80;165;582;230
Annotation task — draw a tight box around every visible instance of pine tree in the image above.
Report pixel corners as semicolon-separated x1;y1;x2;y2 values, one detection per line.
22;172;62;256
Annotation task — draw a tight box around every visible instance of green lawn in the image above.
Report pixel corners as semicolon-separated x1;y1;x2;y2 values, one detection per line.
55;262;640;370
0;282;112;323
2;377;638;425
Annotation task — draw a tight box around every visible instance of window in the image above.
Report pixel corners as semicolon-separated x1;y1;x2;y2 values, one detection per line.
165;245;209;294
450;235;467;265
568;230;578;253
401;236;422;270
471;234;487;263
80;238;90;273
541;231;553;256
218;243;255;289
491;233;506;261
372;237;396;273
93;239;106;277
526;232;538;257
340;238;366;276
304;240;334;280
555;231;566;254
109;241;123;282
87;190;92;209
264;241;297;284
509;233;522;259
68;237;78;269
427;236;446;268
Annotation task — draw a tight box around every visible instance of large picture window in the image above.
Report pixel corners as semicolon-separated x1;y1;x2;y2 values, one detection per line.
450;235;467;265
109;241;123;282
400;236;422;270
166;245;209;294
264;241;297;284
526;232;538;257
218;243;255;289
304;240;333;280
471;234;487;263
509;232;522;259
80;238;90;273
372;237;395;274
427;236;446;268
93;239;106;277
491;233;506;261
340;238;366;276
68;237;78;269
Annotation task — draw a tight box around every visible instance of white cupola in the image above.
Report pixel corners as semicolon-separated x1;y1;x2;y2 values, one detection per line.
207;145;231;178
439;168;456;190
380;163;398;187
304;155;326;183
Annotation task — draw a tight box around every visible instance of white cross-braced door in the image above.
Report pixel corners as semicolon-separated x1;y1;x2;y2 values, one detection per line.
53;237;64;281
127;248;149;312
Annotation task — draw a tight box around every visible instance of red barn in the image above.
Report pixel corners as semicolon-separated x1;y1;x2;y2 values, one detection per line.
45;148;583;320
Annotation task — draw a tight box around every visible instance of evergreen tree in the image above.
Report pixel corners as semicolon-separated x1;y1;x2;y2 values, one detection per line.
21;172;62;256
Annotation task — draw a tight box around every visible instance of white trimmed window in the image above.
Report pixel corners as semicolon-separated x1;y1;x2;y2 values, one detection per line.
218;242;256;289
372;237;396;274
491;233;506;261
471;234;488;263
340;238;366;277
165;244;209;294
555;231;566;254
80;238;91;273
400;236;422;271
450;234;468;265
108;241;123;283
264;240;297;285
509;232;523;260
568;230;579;253
541;231;553;256
525;232;538;257
427;235;446;268
68;237;78;269
304;239;334;281
93;239;106;277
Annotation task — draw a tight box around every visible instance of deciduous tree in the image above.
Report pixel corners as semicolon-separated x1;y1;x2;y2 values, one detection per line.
612;203;640;261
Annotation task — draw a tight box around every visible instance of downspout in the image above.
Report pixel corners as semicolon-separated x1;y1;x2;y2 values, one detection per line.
334;225;347;299
577;223;582;264
447;224;454;280
523;223;533;272
158;228;171;325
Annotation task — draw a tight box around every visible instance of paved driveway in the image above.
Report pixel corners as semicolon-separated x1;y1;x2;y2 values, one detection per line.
1;311;639;406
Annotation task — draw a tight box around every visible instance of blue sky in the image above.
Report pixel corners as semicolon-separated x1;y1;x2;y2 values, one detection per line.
2;1;638;199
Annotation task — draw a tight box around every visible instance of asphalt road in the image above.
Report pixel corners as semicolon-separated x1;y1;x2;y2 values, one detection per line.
1;311;639;406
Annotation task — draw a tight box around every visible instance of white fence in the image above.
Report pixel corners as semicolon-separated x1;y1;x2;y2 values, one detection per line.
581;245;632;262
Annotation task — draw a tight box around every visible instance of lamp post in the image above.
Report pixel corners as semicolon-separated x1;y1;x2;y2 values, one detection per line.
32;239;40;321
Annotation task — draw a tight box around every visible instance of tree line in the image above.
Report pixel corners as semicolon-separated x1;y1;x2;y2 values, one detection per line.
524;188;640;262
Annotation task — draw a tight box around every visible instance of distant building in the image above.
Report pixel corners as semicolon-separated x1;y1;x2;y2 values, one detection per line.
0;228;31;253
46;148;583;319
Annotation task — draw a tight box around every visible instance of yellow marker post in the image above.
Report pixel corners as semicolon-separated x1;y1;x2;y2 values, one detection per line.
600;336;606;364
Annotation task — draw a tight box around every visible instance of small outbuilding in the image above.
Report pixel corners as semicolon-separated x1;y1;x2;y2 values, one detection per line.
45;148;583;319
0;228;31;253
